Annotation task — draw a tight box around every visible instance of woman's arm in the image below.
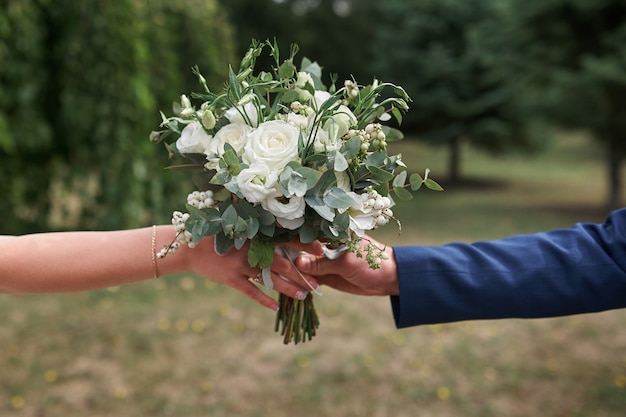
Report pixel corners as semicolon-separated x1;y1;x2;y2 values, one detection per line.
0;226;321;310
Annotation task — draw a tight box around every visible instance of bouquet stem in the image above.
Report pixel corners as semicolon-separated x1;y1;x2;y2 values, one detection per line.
275;293;319;344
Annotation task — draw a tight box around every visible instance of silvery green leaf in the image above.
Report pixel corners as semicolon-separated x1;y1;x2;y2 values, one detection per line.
223;177;239;194
234;234;247;250
221;205;238;234
261;267;273;291
333;211;350;230
333;151;349;172
368;165;394;182
247;218;260;238
298;222;318;243
393;170;407;188
288;176;308;197
365;151;387;168
296;166;323;189
323;187;357;209
211;169;230;185
341;137;361;160
393;186;413;201
306;196;335;221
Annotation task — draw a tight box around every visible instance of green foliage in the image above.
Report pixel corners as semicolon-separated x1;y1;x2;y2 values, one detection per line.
509;0;626;207
369;0;548;161
0;0;235;233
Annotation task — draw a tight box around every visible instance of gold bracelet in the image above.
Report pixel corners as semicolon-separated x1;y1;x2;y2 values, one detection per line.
151;225;160;279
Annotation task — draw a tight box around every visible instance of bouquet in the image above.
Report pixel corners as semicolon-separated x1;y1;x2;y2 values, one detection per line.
150;39;441;344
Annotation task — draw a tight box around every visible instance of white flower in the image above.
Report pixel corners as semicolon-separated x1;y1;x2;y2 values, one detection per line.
324;104;357;142
296;72;315;102
285;112;309;131
176;121;213;154
225;102;259;127
261;193;306;230
237;162;279;203
312;128;340;153
204;123;251;169
342;191;379;236
243;120;300;170
312;90;357;141
312;90;331;111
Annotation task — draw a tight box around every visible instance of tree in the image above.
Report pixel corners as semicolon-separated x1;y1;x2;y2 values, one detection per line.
370;0;546;182
0;0;235;234
511;0;626;208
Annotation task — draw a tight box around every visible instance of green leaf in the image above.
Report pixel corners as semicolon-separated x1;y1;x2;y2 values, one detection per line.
248;238;274;269
278;60;296;79
365;151;387;168
409;173;424;191
383;126;405;142
368;165;394;183
425;178;444;191
296;166;323;189
333;211;350;231
306;196;335;221
221;205;238;234
393;186;413;201
333;151;349;172
323;187;357;209
214;232;234;255
341;137;361;160
288;175;308;197
392;170;407;188
298;222;318;243
247;218;260;239
228;66;242;100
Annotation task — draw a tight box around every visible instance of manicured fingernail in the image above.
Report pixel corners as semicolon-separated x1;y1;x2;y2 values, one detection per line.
295;290;308;300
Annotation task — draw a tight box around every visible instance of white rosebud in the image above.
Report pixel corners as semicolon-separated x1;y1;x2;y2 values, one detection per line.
201;109;216;130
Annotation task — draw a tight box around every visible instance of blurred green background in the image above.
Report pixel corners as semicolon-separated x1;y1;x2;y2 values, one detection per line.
1;0;626;416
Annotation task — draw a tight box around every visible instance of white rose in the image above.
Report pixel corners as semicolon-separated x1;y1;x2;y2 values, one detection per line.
261;193;306;230
243;120;300;170
225;102;259;127
237;162;279;203
176;121;213;154
204;123;251;169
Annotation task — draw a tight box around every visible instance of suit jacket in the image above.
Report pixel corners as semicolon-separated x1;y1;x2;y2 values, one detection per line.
390;208;626;328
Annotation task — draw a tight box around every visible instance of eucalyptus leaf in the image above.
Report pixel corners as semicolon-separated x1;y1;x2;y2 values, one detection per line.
333;151;349;172
409;173;424;191
214;232;234;255
393;186;413;201
247;218;260;238
425;178;444;191
306;196;335;221
323;187;357;209
296;166;323;189
341;137;361;160
288;176;308;197
298;222;318;243
393;170;407;188
221;205;238;233
368;165;394;182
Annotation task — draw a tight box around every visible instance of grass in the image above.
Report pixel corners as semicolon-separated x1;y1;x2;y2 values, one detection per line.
2;132;626;417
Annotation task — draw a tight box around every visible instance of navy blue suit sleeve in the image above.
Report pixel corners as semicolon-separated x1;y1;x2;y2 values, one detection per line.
390;208;626;328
